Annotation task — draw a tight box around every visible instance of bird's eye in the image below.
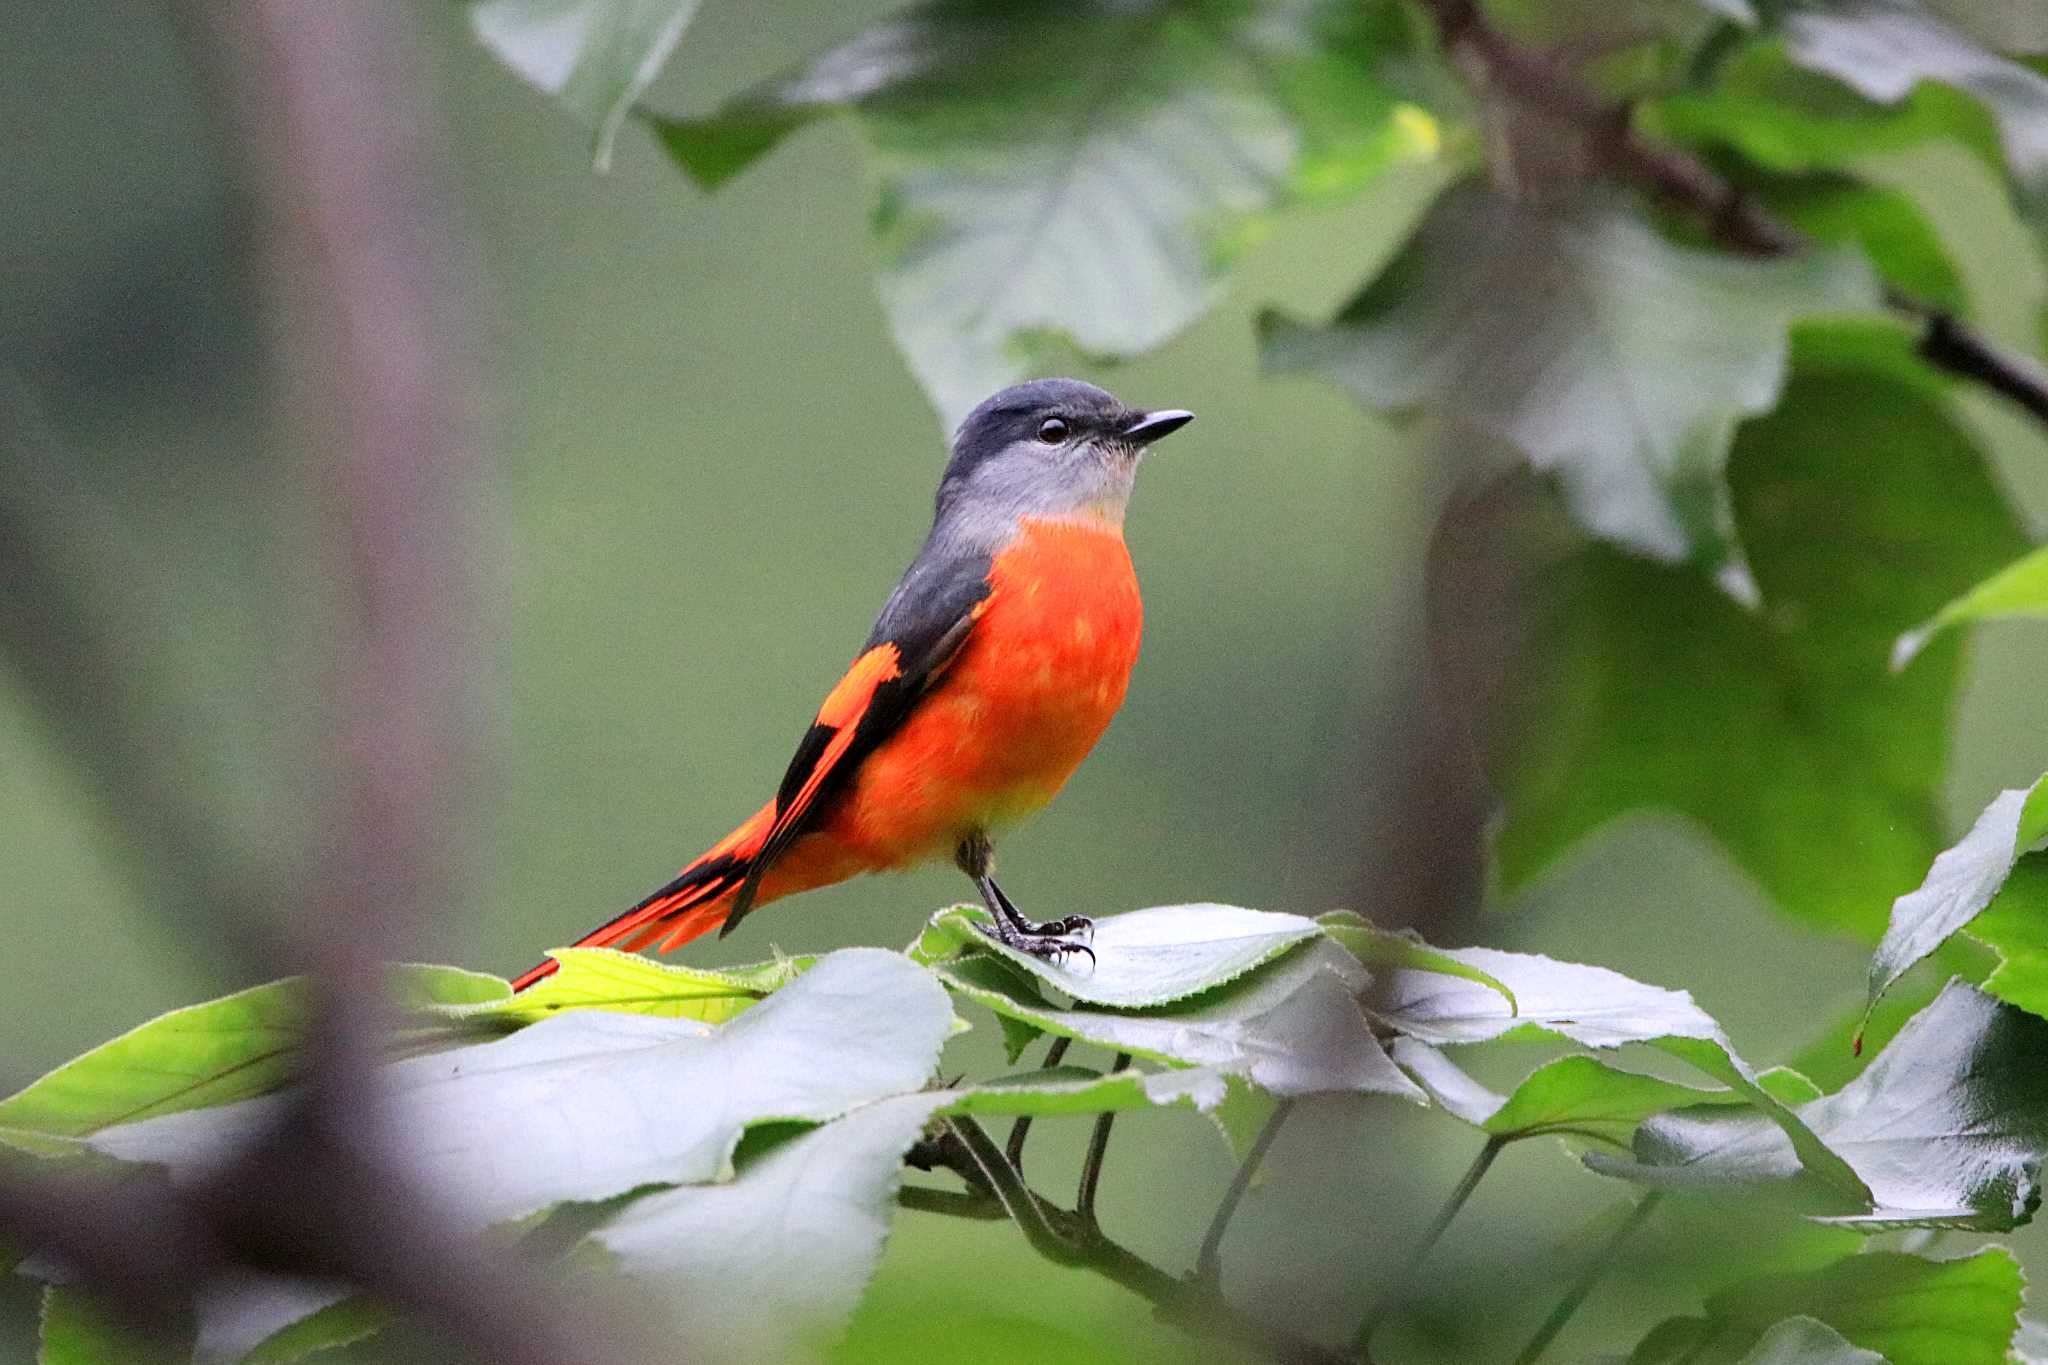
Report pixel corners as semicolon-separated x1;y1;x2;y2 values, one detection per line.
1037;417;1070;444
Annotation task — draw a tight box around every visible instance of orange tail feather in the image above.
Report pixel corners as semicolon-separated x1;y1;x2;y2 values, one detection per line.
508;803;775;993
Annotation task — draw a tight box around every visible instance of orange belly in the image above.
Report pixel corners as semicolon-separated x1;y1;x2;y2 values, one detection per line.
782;515;1142;882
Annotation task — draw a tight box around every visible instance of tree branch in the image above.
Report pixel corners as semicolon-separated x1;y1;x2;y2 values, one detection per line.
1353;1133;1504;1352
1415;0;2048;426
916;1116;1361;1365
1005;1035;1071;1172
1511;1194;1663;1365
1195;1098;1294;1287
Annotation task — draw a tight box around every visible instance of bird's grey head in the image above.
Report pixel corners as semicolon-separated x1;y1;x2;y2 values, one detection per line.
934;378;1193;531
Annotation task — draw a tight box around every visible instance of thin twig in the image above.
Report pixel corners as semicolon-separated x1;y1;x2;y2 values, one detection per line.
926;1116;1357;1365
1354;1134;1505;1352
1195;1098;1295;1286
1511;1193;1663;1365
1415;0;2048;428
1005;1035;1072;1171
1076;1053;1131;1222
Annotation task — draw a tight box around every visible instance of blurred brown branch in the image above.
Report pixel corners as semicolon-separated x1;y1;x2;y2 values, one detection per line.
1418;0;2048;426
0;5;644;1360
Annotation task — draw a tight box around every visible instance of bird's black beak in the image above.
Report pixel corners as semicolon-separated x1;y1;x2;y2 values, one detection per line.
1122;409;1194;445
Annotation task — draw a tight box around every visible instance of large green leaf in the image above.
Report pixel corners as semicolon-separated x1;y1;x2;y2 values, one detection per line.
1591;981;2048;1229
1317;910;1517;1013
912;903;1323;1008
1631;1248;2023;1365
435;947;810;1027
1653;1;2048;236
1263;177;1875;567
1431;331;2027;936
1893;544;2048;669
1863;774;2048;1022
470;0;705;171
1370;942;1869;1201
0;966;499;1139
1394;1040;1738;1149
90;950;954;1229
935;937;1423;1100
655;0;1437;423
1969;851;2048;1018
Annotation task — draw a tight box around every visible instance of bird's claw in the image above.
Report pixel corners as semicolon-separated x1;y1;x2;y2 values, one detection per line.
972;916;1097;972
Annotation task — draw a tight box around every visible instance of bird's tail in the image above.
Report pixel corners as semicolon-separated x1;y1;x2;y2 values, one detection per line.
509;802;776;993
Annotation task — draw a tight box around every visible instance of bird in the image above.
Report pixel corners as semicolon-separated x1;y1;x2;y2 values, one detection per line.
509;379;1193;992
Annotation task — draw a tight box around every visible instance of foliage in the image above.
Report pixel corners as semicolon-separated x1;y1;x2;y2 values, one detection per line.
15;0;2048;1361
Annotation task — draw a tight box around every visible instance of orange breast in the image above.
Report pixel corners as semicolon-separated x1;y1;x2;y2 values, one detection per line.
818;516;1142;869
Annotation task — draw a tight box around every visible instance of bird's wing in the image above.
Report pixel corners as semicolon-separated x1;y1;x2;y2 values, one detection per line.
723;543;994;934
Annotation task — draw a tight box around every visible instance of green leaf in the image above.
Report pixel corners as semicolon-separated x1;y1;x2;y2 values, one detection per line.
1969;851;2048;1017
1734;1317;1884;1365
0;966;505;1141
656;0;1439;423
470;0;706;172
912;903;1323;1008
1591;981;2048;1229
1863;774;2048;1023
1432;331;2027;936
90;949;955;1231
240;1293;382;1365
434;948;811;1027
1647;1248;2023;1365
1372;942;1870;1201
935;937;1422;1100
1263;177;1876;567
39;1285;189;1365
1744;169;1968;313
1894;544;2048;669
1317;910;1517;1014
1395;1040;1739;1149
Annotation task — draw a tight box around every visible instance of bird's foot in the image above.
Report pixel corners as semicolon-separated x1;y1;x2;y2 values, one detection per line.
976;913;1096;969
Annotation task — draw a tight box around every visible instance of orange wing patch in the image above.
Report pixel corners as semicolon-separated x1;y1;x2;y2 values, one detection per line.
761;644;902;855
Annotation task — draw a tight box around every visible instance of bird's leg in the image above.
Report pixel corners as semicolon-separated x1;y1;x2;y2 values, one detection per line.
954;835;1094;965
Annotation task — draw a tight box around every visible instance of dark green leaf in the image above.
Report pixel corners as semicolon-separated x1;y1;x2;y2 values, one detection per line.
936;937;1421;1100
39;1285;189;1365
1432;330;2027;936
1969;851;2048;1018
1746;169;1968;312
1263;177;1875;566
1702;1248;2020;1365
1894;544;2048;669
1395;1040;1739;1149
470;0;706;171
1591;981;2048;1229
656;0;1440;422
913;903;1323;1007
1864;774;2048;1023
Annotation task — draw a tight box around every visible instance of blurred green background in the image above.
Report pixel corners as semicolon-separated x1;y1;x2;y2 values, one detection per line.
6;2;2048;1361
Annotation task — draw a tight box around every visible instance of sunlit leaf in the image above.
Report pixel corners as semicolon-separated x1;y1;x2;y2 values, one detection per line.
1431;331;2027;936
0;966;495;1140
1264;177;1875;566
936;937;1421;1100
1894;544;2048;669
1863;774;2048;1025
1591;981;2048;1229
1372;942;1869;1201
655;0;1438;423
1632;1248;2022;1365
913;903;1323;1008
470;0;706;171
89;950;955;1231
435;948;811;1027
